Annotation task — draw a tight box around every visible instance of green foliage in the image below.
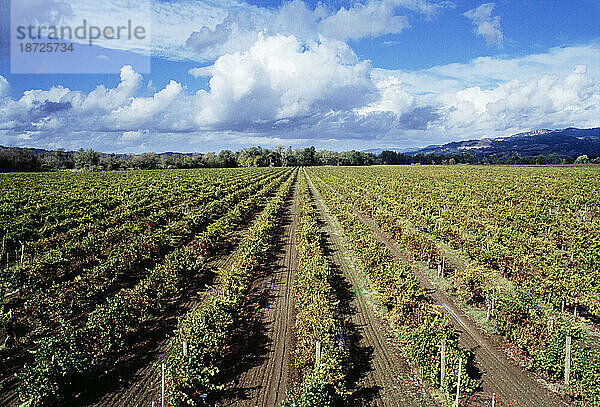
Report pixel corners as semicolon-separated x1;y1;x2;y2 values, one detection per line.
166;170;296;405
9;168;292;406
452;265;490;303
18;325;92;406
282;173;348;405
311;171;477;402
309;165;600;405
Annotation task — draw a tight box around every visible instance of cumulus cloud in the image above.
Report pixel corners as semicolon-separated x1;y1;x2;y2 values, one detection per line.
194;35;375;130
464;3;504;46
0;65;195;136
0;44;598;152
111;80;184;128
442;65;598;132
0;76;10;98
184;0;450;60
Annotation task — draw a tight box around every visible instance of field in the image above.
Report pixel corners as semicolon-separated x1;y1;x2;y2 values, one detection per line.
1;166;599;407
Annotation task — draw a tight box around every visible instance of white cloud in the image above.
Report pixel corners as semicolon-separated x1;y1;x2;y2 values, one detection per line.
11;0;448;62
0;76;10;98
111;80;183;128
440;66;598;133
184;0;450;61
10;0;451;63
318;1;410;41
0;44;598;152
194;34;375;129
463;3;503;46
78;65;142;114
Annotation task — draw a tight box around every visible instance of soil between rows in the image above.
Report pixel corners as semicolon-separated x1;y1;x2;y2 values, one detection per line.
308;170;572;407
215;172;300;407
305;169;440;407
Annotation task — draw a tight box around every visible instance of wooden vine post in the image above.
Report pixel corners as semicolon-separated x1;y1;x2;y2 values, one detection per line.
161;362;165;407
316;341;322;366
564;336;572;386
455;358;462;407
440;338;446;388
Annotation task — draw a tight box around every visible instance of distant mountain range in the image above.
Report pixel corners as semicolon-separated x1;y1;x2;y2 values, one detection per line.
408;127;600;158
0;146;200;158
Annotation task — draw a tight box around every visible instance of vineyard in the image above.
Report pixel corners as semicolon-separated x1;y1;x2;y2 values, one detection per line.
1;165;598;406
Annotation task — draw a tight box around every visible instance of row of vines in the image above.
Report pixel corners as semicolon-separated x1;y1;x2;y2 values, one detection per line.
309;166;600;405
307;170;476;404
281;171;347;406
0;167;291;405
165;169;296;406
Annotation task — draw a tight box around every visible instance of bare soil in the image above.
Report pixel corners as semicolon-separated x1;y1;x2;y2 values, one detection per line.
308;171;573;407
215;173;299;407
306;170;440;407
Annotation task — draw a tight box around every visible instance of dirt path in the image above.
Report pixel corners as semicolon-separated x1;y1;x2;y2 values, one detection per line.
308;171;572;407
305;170;439;407
216;173;299;407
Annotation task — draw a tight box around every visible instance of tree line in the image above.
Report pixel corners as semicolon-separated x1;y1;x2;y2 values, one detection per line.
0;145;597;172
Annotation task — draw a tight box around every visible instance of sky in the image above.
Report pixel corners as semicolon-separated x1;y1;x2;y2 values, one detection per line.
0;0;598;153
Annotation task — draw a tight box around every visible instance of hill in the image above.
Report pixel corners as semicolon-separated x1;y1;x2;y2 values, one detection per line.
411;127;600;158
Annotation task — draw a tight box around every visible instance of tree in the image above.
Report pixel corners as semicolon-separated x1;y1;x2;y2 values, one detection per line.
293;147;318;166
130;152;159;170
574;155;589;165
218;150;237;167
201;152;220;168
319;150;340;166
99;154;123;171
284;147;296;167
535;155;547;165
0;148;40;172
547;153;561;165
74;148;100;170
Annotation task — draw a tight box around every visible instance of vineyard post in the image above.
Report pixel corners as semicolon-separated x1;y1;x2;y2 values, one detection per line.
455;357;462;407
564;336;572;385
1;234;4;259
315;341;322;366
573;299;578;318
491;393;495;407
440;338;446;388
561;299;565;313
20;244;24;265
183;341;188;357
161;362;165;407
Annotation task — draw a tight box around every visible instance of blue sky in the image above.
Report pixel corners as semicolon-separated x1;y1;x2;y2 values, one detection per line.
0;0;598;153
